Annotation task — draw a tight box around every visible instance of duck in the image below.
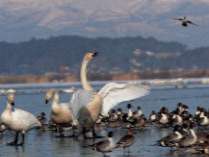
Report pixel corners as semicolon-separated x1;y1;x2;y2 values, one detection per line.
69;51;150;137
45;89;77;136
116;108;123;120
171;111;183;126
108;110;122;128
135;115;147;128
109;109;118;122
175;123;197;148
115;128;135;154
158;125;184;147
1;92;41;146
199;111;209;126
196;142;209;154
126;104;134;121
36;112;47;126
195;106;202;117
90;131;115;156
158;107;170;126
173;16;198;27
134;106;143;118
149;110;158;122
194;107;205;123
177;103;189;114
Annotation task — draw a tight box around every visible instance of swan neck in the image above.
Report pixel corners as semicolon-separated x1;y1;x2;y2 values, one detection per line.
51;93;60;107
6;102;13;111
80;59;93;91
52;101;59;107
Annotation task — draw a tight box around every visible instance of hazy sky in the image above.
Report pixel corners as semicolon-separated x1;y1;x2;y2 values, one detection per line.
1;0;209;48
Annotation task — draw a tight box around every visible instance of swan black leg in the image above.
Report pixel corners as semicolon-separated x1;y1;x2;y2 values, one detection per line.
83;127;86;139
56;126;64;137
7;132;19;146
18;132;25;146
92;128;96;138
72;125;78;137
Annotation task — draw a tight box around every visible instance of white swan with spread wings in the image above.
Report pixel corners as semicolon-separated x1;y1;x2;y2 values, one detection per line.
69;51;150;130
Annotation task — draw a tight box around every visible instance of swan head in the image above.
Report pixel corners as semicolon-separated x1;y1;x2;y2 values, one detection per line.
45;89;58;104
7;93;15;106
45;90;53;104
84;51;98;61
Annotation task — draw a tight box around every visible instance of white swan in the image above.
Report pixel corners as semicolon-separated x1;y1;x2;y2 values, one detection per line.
45;90;77;134
70;51;150;132
1;92;41;146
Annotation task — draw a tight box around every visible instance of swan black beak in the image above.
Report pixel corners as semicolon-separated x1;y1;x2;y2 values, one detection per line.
92;51;98;57
45;99;49;104
11;102;15;106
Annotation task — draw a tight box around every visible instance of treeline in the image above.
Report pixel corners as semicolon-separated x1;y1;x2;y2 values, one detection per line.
0;35;208;76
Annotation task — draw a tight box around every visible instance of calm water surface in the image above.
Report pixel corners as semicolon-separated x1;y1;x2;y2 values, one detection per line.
0;84;209;157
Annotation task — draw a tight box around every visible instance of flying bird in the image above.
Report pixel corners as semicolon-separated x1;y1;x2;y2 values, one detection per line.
173;16;198;27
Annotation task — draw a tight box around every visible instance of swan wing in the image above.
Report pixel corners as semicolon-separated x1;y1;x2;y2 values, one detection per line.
69;89;94;118
60;102;75;114
99;82;150;116
12;108;41;129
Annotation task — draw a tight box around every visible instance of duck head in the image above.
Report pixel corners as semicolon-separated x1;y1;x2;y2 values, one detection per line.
117;108;122;112
108;131;113;138
127;104;132;109
137;106;141;110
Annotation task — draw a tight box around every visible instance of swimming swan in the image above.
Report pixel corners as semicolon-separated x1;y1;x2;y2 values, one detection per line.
70;51;150;132
1;93;41;146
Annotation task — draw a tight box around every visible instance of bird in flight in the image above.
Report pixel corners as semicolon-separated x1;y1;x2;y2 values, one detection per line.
173;16;198;27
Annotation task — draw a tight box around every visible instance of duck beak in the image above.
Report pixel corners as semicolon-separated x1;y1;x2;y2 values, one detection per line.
45;99;49;104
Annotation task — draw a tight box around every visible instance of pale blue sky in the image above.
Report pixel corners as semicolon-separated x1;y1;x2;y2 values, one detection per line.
0;0;209;48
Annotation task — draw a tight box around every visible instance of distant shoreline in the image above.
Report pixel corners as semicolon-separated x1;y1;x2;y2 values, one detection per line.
1;69;209;84
0;77;209;94
0;69;209;84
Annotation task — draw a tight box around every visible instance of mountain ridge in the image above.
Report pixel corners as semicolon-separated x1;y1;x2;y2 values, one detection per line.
0;35;207;76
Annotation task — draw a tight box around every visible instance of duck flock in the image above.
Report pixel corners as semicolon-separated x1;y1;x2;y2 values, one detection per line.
0;51;208;157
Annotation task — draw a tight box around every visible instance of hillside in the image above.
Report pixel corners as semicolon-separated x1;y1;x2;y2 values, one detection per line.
0;35;208;81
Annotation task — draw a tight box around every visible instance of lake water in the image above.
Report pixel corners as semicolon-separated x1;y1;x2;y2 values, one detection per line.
0;83;209;157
